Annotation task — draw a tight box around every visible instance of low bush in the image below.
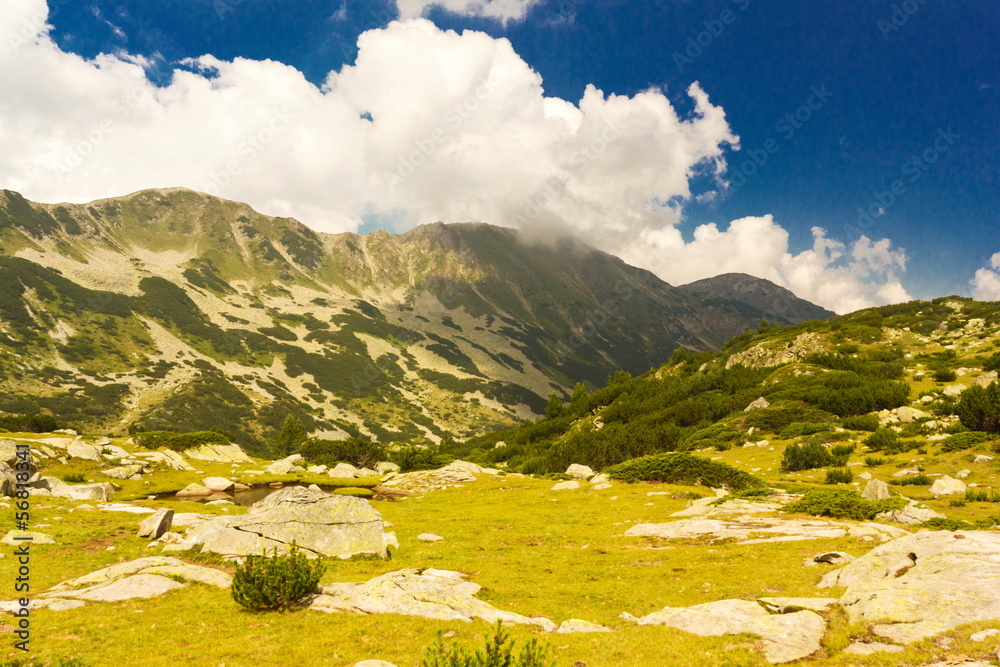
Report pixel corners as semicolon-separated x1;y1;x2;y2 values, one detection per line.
940;431;996;452
864;428;909;453
956;383;1000;432
864;456;888;467
299;437;386;469
231;545;325;611
420;621;554;667
62;472;85;483
0;413;59;433
893;474;933;486
604;452;765;492
842;414;880;431
934;368;958;383
825;468;854;484
782;488;906;520
134;430;230;452
780;442;832;472
393;445;454;472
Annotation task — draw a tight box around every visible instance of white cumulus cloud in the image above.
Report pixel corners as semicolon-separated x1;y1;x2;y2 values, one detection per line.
971;252;1000;301
395;0;539;23
0;0;912;315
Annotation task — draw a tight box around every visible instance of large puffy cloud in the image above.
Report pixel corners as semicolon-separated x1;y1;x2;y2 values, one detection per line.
0;0;910;314
971;252;1000;301
395;0;539;23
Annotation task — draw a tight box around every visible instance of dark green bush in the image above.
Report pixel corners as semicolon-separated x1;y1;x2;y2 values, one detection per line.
63;472;85;483
393;445;454;472
956;383;1000;432
134;430;230;451
842;414;880;431
940;431;997;452
984;352;1000;372
231;546;325;611
0;413;59;433
864;428;900;452
825;468;854;484
604;452;765;491
782;488;905;520
780;442;832;472
299;437;386;469
934;368;958;383
893;474;932;486
420;621;554;667
864;456;887;467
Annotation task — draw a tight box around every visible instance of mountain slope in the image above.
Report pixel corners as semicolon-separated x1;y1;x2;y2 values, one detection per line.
679;273;836;323
0;188;830;451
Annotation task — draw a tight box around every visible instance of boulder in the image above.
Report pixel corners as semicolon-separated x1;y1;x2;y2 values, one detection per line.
329;463;361;478
417;533;444;542
306;568;555;631
896;406;930;423
184;444;252;463
69;574;185;602
307;465;328;474
971;629;1000;642
138;508;174;539
861;479;892;501
357;467;377;477
874;500;945;525
380;466;478;491
589;473;610;485
821;530;1000;643
265;458;300;475
2;530;55;545
556;619;612;633
974;455;994;463
66;440;103;461
812;551;855;565
857;471;872;480
565;464;594;479
891;468;921;478
943;384;967;398
625;517;906;544
551;481;580;491
956;469;972;479
929;475;967;497
633;598;825;663
101;464;145;480
183;486;395;558
375;462;400;474
51;482;114;501
202;477;235;493
176;483;213;497
744;397;771;411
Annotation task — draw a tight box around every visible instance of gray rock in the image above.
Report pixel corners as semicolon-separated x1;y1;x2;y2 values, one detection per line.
744;397;771;411
625;517;906;544
264;459;299;475
861;479;892;501
874;500;945;525
827;530;1000;644
101;464;145;480
857;471;872;480
956;469;972;479
67;440;103;461
556;619;612;633
929;475;967;497
184;444;252;462
357;467;377;477
51;482;114;501
185;486;394;558
306;568;555;631
329;463;361;478
138;508;174;539
176;483;213;497
943;384;967;398
971;629;1000;641
551;480;580;490
307;465;328;474
375;461;400;474
592;483;612;490
417;533;444;542
843;642;904;655
589;473;610;485
896;406;930;423
634;598;825;663
565;464;594;479
202;477;235;493
2;530;55;544
973;455;994;463
69;574;186;602
891;468;921;478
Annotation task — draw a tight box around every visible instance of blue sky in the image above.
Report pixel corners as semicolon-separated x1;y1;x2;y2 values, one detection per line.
5;0;998;310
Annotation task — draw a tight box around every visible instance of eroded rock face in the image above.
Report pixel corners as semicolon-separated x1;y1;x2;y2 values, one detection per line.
624;517;907;544
306;568;555;632
51;482;115;501
820;531;1000;644
379;460;496;491
874;500;945;525
633;598;826;663
182;486;395;558
184;444;253;463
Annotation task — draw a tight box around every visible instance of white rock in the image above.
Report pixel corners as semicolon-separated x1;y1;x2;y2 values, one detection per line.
307;465;328;474
2;530;55;544
955;469;972;479
52;482;115;502
354;662;398;667
556;619;612;633
375;462;400;474
565;464;594;479
943;384;967;397
891;468;921;478
176;483;213;497
971;629;1000;642
329;463;361;478
929;475;967;497
590;473;610;484
551;480;580;491
66;441;102;461
973;455;994;463
744;397;770;411
202;477;235;493
857;472;872;480
592;483;612;490
625;517;906;544
861;479;892;501
874;500;945;525
137;508;174;539
417;533;444;542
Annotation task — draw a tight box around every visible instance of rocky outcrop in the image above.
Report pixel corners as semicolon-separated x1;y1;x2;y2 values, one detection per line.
180;486;395;558
379;461;496;492
138;508;174;539
632;598;826;663
625;517;907;544
101;464;146;480
185;444;253;462
50;481;115;501
874;500;945;525
819;530;1000;644
306;568;555;631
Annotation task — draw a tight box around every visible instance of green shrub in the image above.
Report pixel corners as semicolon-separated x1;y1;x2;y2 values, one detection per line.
782;488;905;520
299;437;386;469
0;413;59;433
231;546;325;611
940;431;997;452
842;414;880;431
63;472;85;483
934;368;958;383
780;442;832;472
894;474;932;486
134;430;230;451
393;445;454;472
864;428;900;452
779;422;840;439
604;452;765;491
956;383;1000;432
983;352;1000;372
420;621;554;667
825;468;854;484
864;456;887;467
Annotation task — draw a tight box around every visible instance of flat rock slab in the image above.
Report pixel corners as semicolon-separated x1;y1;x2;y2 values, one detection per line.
2;530;54;544
556;619;612;633
67;574;186;602
184;444;252;462
757;597;838;614
625;517;907;544
671;497;785;518
183;486;394;558
633;598;825;664
307;568;555;632
820;530;1000;644
52;482;115;501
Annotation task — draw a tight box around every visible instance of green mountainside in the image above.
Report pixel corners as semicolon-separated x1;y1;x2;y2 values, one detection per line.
458;298;1000;473
0;188;825;452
